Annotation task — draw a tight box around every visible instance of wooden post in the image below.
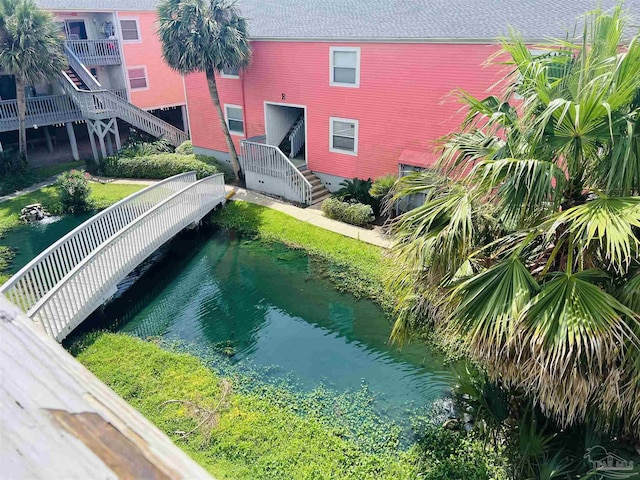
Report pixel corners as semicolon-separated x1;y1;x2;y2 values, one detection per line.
43;126;54;153
87;122;99;163
113;120;121;150
66;123;79;161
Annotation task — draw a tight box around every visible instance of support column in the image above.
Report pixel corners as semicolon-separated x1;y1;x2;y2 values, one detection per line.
0;140;3;153
106;131;114;157
87;122;99;163
43;126;54;153
113;120;121;150
181;104;189;136
65;123;79;161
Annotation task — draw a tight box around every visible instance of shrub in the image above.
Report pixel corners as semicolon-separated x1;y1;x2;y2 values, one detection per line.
56;170;92;213
175;140;194;155
117;138;174;158
321;197;374;227
100;153;218;179
369;174;397;200
195;154;236;183
334;177;380;214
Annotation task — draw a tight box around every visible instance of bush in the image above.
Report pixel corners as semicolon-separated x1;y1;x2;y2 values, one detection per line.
369;174;397;200
195;154;236;183
117;138;174;158
56;170;92;213
100;153;218;180
321;197;374;227
175;140;193;155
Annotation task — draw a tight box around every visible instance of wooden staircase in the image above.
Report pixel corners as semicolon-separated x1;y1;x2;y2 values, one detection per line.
63;67;89;90
299;167;331;204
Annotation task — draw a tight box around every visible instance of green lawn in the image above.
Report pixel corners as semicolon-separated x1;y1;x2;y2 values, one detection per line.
0;161;83;196
74;332;507;480
209;201;394;307
0;182;144;234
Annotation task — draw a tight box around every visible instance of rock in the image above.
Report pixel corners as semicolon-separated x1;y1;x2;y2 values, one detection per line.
442;418;459;430
463;413;474;423
20;203;50;224
464;422;474;433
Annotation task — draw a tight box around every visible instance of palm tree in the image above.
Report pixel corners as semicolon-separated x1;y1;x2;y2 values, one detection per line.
157;0;251;180
0;0;65;160
388;5;640;437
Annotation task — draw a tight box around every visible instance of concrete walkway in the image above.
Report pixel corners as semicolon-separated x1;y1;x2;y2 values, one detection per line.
229;187;392;249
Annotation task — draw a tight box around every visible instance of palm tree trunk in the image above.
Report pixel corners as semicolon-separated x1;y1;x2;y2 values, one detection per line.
206;68;242;181
15;76;28;160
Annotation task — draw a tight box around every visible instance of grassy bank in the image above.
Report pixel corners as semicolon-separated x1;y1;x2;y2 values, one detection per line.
209;201;394;307
0;182;144;283
74;332;507;480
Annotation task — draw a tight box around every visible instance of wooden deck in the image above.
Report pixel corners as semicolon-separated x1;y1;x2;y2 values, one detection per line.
0;295;213;479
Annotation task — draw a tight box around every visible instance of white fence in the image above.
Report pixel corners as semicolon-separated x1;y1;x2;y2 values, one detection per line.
1;172;196;314
0;95;83;132
28;174;226;341
240;141;313;204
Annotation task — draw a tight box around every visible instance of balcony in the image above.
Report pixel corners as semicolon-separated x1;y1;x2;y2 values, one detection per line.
64;39;122;66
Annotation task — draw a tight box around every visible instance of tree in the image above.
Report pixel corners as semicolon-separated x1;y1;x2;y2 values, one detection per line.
157;0;251;181
0;0;65;160
388;5;640;437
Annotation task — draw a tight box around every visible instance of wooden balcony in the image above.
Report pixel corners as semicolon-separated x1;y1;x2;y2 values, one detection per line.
0;95;83;132
64;39;122;66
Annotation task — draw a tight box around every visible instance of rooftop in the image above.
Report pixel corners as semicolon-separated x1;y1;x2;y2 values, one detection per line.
38;0;639;41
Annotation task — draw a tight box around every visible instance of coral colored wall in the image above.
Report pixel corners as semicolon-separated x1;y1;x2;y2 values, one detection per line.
118;11;186;110
185;42;508;179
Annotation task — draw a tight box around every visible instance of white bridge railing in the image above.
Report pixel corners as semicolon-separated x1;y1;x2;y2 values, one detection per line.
1;172;196;314
240;141;313;205
27;173;226;341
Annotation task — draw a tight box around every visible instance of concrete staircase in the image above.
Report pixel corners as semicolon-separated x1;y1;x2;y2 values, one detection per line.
299;167;331;205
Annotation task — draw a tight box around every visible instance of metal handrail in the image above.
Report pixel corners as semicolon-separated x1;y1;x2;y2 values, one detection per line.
288;116;305;159
240;141;313;205
1;172;197;312
28;173;226;341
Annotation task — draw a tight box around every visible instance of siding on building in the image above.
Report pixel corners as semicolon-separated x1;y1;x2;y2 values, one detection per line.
185;41;508;179
118;11;186;110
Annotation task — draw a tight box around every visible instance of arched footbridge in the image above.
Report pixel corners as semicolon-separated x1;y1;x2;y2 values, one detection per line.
1;172;227;342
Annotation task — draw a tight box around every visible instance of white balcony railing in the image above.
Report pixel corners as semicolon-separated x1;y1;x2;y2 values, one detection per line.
64;39;122;66
0;95;83;133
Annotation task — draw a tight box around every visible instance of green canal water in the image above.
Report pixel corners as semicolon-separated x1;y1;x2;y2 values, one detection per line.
4;217;456;432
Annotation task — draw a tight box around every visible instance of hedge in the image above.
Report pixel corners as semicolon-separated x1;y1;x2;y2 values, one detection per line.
321;197;374;227
101;153;218;179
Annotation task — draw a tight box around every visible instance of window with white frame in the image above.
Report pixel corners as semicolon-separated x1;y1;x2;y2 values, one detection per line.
330;47;360;87
225;105;244;135
127;66;148;90
330;117;358;154
119;19;140;41
221;66;240;78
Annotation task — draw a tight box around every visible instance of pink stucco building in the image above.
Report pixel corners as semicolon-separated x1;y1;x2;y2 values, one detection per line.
184;0;637;203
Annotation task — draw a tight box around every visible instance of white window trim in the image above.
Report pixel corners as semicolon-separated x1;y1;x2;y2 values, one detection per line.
127;65;149;91
329;46;360;88
119;17;142;43
224;104;244;136
329;117;358;156
220;68;240;79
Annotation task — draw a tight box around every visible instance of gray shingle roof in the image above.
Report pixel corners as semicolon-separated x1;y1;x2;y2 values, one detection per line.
37;0;640;41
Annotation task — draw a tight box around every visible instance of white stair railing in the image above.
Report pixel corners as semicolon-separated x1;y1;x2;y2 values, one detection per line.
288;116;305;159
1;172;196;313
60;47;189;146
28;174;226;341
240;141;313;205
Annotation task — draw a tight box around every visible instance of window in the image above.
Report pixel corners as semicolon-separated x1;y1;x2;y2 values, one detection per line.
225;104;244;135
330;47;360;87
221;66;240;78
127;66;148;90
330;117;358;155
120;19;140;41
